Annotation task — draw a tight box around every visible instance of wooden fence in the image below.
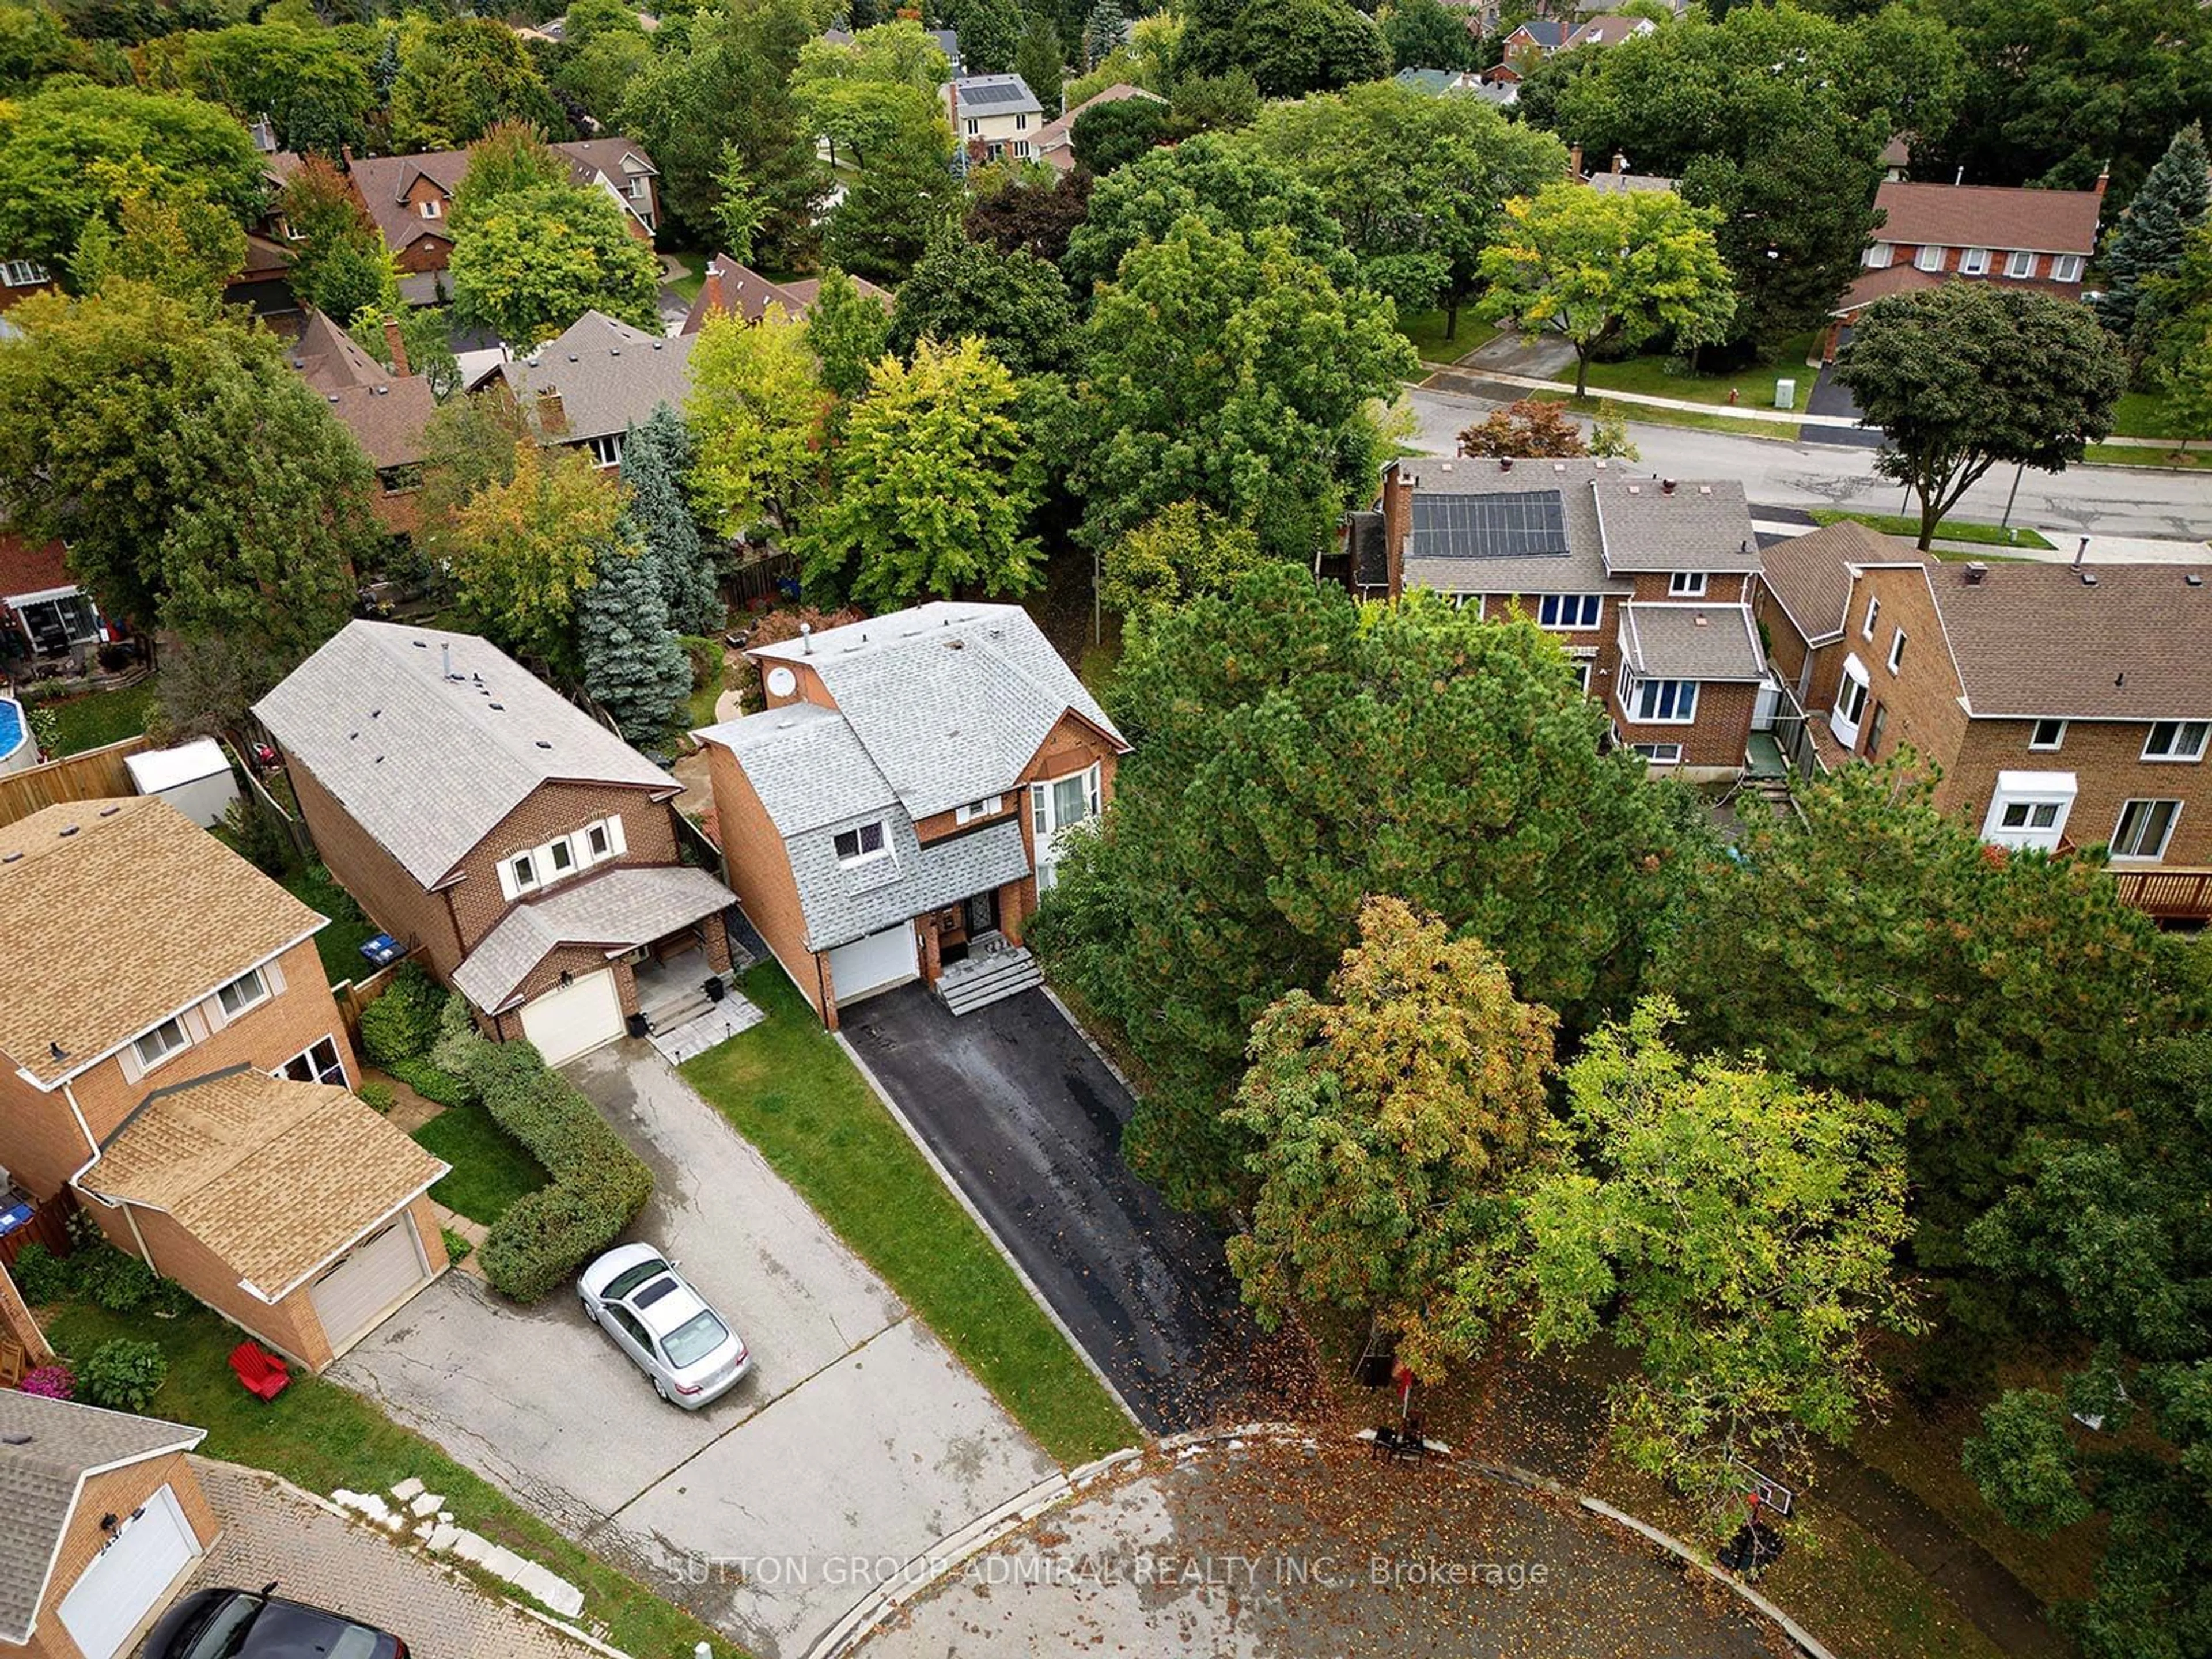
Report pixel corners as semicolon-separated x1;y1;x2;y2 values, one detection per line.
0;734;152;830
0;1188;76;1270
332;961;404;1043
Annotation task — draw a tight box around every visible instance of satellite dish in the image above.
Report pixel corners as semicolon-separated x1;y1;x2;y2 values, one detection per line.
766;665;797;698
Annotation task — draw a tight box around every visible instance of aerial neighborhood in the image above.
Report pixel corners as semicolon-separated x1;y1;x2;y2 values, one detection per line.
0;0;2209;1655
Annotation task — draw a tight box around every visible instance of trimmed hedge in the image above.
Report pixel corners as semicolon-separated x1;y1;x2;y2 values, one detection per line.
359;964;445;1067
434;1004;651;1302
385;1058;475;1109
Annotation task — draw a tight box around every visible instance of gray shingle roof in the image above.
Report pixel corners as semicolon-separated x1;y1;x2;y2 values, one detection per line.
1619;603;1766;681
254;620;675;887
748;604;1125;821
486;316;696;444
1590;478;1761;572
1759;520;1904;645
1392;459;1623;598
0;1393;203;1643
453;863;734;1010
707;702;900;838
789;815;1032;952
952;74;1041;116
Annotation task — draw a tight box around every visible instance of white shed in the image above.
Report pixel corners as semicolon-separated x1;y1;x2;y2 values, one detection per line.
126;738;241;828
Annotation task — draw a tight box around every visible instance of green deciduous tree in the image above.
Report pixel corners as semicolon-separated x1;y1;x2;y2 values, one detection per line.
0;281;376;656
1479;182;1737;397
415;390;532;576
349;306;461;402
888;223;1077;374
1029;566;1690;1211
2098;123;2211;350
797;336;1043;608
824;100;960;282
1520;998;1916;1520
1456;396;1589;458
1164;68;1260;138
1835;282;2127;551
1098;500;1264;627
1078;214;1415;559
684;302;827;535
451;441;625;677
449;120;571;237
1378;0;1478;71
1071;92;1168;173
449;181;664;347
69;176;245;306
619;404;722;633
805;266;893;400
1180;0;1388;99
283;152;399;321
1014;14;1065;117
949;0;1021;73
389;17;562;151
1227;897;1557;1380
577;533;694;740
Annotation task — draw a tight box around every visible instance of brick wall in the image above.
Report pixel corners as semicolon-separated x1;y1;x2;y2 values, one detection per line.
445;783;679;950
25;1453;219;1659
1611;678;1759;769
0;1069;99;1202
1870;244;2086;296
1944;717;2212;866
1757;590;1830;708
1825;564;1969;768
1624;570;1753;604
289;756;465;976
703;740;830;1025
96;1202;336;1369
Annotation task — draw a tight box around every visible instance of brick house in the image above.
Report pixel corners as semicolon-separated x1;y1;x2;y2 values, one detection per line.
1;531;116;663
0;1392;221;1659
465;311;696;471
285;310;435;535
0;797;448;1372
255;620;738;1063
1356;456;1767;778
695;604;1130;1028
679;257;889;334
1759;522;2212;914
1824;177;2105;358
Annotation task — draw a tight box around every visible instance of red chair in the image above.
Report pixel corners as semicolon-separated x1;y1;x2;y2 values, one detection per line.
228;1340;291;1402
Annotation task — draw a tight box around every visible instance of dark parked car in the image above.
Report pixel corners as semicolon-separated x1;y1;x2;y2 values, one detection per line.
142;1584;407;1659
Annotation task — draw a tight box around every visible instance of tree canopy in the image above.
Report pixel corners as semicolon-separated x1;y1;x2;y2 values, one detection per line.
684;302;827;536
887;225;1078;375
450;441;626;677
449;180;664;347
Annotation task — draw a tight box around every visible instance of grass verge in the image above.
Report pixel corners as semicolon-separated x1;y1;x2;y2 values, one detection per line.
682;965;1137;1465
2085;441;2212;470
44;1301;741;1657
413;1103;550;1226
1809;510;2055;551
1577;333;1820;410
278;862;383;983
39;677;158;755
1395;308;1497;366
1557;393;1802;442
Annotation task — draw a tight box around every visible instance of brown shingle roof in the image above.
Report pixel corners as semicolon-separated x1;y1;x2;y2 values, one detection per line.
86;1066;446;1300
0;797;325;1088
1873;180;2102;257
1759;520;1911;644
344;151;467;259
289;312;438;468
680;256;888;333
0;531;70;603
1930;560;2212;720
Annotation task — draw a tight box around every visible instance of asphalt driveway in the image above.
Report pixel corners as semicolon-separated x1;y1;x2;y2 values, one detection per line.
332;1041;1055;1659
838;985;1259;1436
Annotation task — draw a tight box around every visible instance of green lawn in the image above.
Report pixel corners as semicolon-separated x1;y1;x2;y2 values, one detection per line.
661;247;709;304
412;1103;548;1225
682;966;1137;1465
278;862;383;983
1551;393;1802;442
2111;388;2191;439
1809;509;2055;551
1396;307;1498;366
39;677;158;756
2087;439;2212;469
43;1302;742;1658
1576;333;1821;410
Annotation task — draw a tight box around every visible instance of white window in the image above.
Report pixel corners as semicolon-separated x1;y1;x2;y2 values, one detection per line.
215;967;270;1020
418;198;442;219
628;178;649;199
503;851;540;899
2142;720;2209;762
1832;656;1872;749
1015;113;1027;131
1571;658;1593;694
1631;742;1683;764
1960;247;1991;275
279;1036;347;1086
1537;593;1604;630
1014;141;1031;158
2029;718;2066;751
2006;249;2037;278
1915;244;1946;272
954;796;1003;826
1;260;48;286
581;816;625;863
1032;765;1102;836
1628;678;1699;723
1887;629;1907;673
1861;596;1880;639
1862;242;1893;270
588;433;623;468
2112;798;2182;861
134;1017;190;1070
546;838;575;877
2052;254;2084;283
966;118;978;135
1668;571;1707;597
834;821;888;863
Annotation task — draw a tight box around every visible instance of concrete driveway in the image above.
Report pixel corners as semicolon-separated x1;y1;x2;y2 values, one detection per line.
333;1042;1056;1659
838;985;1260;1436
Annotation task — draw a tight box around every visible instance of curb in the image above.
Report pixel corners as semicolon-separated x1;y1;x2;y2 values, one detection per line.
1580;1497;1836;1659
832;1028;1148;1437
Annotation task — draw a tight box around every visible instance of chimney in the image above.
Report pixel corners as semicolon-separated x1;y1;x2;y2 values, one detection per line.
1964;561;1988;585
1612;151;1627;176
1381;462;1415;600
1569;143;1584;178
536;389;566;437
2095;162;2110;199
2073;535;2090;570
441;643;452;680
383;318;410;378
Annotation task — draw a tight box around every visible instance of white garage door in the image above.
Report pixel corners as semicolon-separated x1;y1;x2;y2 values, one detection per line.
519;967;626;1065
310;1213;427;1352
58;1483;199;1659
827;922;920;1006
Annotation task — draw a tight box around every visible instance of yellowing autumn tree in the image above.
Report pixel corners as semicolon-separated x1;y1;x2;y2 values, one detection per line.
684;301;827;536
451;442;625;675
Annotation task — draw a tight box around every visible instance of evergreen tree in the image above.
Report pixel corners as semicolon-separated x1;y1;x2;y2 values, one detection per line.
1014;15;1065;117
1081;0;1124;71
577;534;694;742
620;406;722;632
2100;124;2212;349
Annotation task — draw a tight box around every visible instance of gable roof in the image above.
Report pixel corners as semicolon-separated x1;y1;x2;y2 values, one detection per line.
1619;601;1765;681
1758;520;1904;644
1872;180;2102;256
451;863;734;1011
347;139;662;255
287;311;438;469
0;1393;203;1645
85;1065;446;1301
0;797;324;1090
1509;18;1566;47
679;257;889;334
479;316;696;444
253;620;676;887
1589;477;1760;572
951;73;1042;118
1036;83;1166;156
744;603;1127;820
1567;14;1649;46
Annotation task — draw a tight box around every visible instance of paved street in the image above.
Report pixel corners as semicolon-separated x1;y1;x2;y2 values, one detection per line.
1406;382;2212;543
840;985;1259;1435
164;1460;601;1659
333;1041;1056;1659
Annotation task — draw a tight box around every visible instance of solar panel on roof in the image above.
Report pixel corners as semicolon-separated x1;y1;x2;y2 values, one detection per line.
1408;490;1570;559
960;81;1030;105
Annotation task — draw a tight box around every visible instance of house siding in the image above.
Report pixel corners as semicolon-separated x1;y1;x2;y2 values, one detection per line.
24;1452;219;1659
1612;678;1759;770
1796;564;1970;768
0;1071;99;1206
444;782;680;952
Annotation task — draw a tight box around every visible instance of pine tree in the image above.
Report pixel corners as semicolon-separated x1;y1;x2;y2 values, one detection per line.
1081;0;1126;72
620;405;722;634
577;533;694;742
2100;124;2211;346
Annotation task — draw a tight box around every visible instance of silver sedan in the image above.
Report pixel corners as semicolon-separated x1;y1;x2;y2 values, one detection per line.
578;1243;751;1408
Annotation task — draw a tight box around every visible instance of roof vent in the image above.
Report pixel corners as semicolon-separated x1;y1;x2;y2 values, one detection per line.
2;851;20;863
488;701;503;710
56;825;75;836
1626;483;1641;494
1694;611;1709;626
1661;478;1677;495
370;708;381;718
1698;484;1712;495
327;393;340;403
1552;461;1567;472
1594;458;1608;468
1439;460;1454;472
2188;573;2204;587
1964;562;1988;585
652;341;664;351
1499;457;1513;472
946;638;964;650
2081;571;2098;586
569;353;579;362
373;754;384;763
372;385;388;397
98;805;119;817
412;640;427;649
800;623;813;655
535;740;552;750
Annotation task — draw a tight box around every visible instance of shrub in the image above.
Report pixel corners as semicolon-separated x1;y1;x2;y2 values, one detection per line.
149;1277;195;1318
18;1363;74;1399
219;793;294;878
10;1242;78;1305
78;1244;157;1313
440;1226;474;1266
677;633;723;692
358;1082;396;1113
385;1059;475;1108
359;964;447;1066
439;1024;653;1303
75;1338;166;1413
